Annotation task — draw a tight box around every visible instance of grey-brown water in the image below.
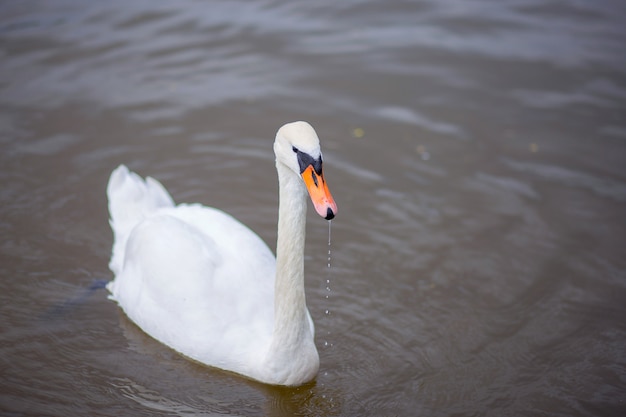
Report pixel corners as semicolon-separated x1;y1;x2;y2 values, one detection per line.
1;1;625;416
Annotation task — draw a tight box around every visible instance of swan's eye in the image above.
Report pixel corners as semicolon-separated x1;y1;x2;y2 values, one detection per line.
292;146;299;153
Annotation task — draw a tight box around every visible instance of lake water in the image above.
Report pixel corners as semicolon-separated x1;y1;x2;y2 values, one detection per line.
1;1;625;416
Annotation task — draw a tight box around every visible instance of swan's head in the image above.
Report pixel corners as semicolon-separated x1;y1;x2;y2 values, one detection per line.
274;121;338;220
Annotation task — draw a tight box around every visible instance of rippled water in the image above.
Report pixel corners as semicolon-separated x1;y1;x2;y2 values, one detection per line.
1;1;625;416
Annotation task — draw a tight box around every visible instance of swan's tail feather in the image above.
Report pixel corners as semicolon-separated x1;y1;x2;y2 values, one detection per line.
107;165;174;274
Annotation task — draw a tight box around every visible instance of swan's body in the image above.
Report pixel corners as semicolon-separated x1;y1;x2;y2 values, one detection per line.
106;121;337;386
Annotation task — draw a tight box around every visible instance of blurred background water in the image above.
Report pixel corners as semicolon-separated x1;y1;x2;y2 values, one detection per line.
1;0;625;416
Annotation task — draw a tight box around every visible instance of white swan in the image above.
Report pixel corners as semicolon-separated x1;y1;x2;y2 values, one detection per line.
106;121;337;386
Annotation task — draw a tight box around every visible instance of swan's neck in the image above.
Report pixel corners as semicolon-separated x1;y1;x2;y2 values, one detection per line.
273;162;310;341
265;161;320;384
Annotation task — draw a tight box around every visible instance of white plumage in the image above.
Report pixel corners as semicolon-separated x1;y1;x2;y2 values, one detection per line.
106;121;337;386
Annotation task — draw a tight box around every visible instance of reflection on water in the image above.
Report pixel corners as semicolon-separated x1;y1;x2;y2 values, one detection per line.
1;0;625;416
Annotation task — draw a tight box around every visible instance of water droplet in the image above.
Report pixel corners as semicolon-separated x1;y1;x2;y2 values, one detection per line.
322;220;334;352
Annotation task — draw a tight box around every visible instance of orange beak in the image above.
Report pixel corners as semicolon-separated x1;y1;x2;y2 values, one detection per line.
301;165;337;220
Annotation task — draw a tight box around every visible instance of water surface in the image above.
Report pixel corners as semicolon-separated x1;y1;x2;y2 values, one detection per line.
1;1;625;416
